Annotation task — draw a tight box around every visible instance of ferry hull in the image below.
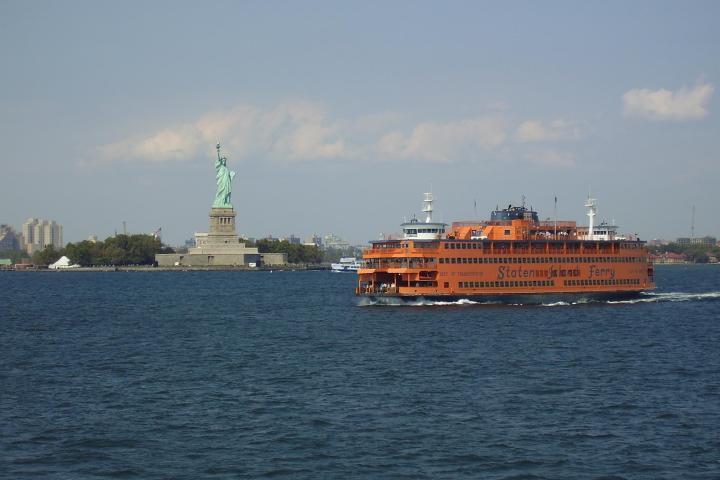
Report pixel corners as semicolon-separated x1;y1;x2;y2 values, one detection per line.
360;290;647;305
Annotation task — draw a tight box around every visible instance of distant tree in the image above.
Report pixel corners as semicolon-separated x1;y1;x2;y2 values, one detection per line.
256;239;322;264
321;246;363;263
0;248;29;264
32;245;62;266
58;234;173;266
64;240;97;266
686;249;709;264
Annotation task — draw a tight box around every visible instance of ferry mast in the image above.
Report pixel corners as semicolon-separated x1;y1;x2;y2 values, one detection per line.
585;196;597;240
422;192;434;223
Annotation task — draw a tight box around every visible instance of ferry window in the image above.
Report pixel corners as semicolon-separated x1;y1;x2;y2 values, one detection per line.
522;257;527;263
504;229;511;235
444;282;449;288
439;258;444;264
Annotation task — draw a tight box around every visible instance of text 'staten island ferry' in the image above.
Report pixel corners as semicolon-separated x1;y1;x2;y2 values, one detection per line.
356;193;655;303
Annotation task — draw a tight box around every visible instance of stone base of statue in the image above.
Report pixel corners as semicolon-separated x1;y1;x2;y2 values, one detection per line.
155;208;286;267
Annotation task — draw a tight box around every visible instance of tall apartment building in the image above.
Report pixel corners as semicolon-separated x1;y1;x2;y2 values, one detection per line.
22;218;63;254
0;224;22;250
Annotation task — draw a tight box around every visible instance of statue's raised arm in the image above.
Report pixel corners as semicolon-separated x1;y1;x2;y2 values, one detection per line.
213;143;236;209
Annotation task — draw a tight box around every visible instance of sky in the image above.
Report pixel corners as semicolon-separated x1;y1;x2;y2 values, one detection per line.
1;0;718;245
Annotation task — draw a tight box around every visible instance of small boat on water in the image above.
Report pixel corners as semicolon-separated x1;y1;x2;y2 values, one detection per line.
331;257;362;272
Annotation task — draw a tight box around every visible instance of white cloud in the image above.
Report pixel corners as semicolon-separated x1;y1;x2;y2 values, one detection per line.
378;118;507;162
92;101;579;168
514;119;581;142
95;126;203;164
623;82;714;121
525;149;575;167
94;101;350;165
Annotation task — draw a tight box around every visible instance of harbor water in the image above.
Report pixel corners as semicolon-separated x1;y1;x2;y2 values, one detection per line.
2;265;719;479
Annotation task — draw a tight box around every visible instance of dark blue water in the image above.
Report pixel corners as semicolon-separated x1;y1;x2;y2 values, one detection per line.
2;265;719;479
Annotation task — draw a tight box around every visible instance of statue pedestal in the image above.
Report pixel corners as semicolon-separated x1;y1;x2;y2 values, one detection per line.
191;208;250;254
156;207;268;267
209;208;236;235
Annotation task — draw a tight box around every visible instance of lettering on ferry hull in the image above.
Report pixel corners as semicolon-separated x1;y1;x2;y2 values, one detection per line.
497;266;548;280
497;265;586;280
589;264;616;279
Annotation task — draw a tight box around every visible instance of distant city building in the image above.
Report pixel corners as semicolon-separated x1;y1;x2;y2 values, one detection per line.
87;235;98;243
0;225;22;250
304;234;322;247
323;233;350;250
288;235;301;245
677;236;716;247
22;218;63;254
650;252;689;264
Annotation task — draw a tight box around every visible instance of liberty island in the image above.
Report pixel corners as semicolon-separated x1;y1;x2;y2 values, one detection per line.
155;144;286;267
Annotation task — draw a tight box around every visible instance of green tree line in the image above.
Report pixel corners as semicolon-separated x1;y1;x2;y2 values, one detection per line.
254;239;323;264
0;248;29;264
32;234;174;266
648;242;720;264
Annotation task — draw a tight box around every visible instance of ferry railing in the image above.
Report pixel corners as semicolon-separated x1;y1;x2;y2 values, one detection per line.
357;285;399;295
362;261;438;270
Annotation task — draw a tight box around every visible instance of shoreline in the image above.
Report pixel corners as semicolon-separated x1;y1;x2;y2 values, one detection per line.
5;264;333;272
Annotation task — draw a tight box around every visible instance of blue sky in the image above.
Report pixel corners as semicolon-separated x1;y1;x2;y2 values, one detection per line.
1;1;718;245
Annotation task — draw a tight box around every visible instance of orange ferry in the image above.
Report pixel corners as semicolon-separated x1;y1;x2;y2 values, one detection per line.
356;193;655;303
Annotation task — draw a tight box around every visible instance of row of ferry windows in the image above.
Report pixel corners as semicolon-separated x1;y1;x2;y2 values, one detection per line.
440;256;643;264
444;242;641;250
460;280;555;288
563;279;641;286
404;228;443;235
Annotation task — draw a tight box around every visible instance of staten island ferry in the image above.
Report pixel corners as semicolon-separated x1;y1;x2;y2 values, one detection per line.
356;193;655;303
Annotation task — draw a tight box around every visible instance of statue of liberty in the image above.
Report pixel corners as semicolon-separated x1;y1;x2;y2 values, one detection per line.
213;143;236;208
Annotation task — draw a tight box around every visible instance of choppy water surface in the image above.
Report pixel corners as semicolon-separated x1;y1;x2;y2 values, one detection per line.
2;265;719;479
